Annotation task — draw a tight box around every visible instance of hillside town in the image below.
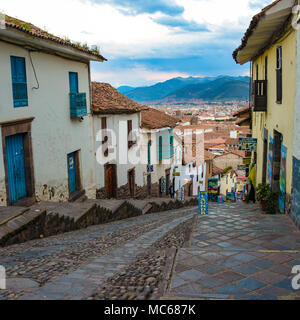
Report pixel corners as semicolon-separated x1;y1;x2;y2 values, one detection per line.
0;0;300;303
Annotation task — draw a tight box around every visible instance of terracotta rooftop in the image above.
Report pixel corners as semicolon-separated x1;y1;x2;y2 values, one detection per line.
213;166;224;176
92;82;146;115
225;138;239;145
205;150;216;161
3;15;106;61
141;108;178;130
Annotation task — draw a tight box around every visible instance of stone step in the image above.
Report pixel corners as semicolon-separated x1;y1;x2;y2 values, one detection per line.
0;208;46;246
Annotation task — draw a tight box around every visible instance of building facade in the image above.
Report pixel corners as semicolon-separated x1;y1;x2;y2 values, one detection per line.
234;0;297;215
0;16;106;206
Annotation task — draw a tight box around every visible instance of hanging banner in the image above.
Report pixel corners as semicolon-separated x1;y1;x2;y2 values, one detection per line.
198;191;208;215
226;192;236;202
238;138;257;151
267;136;274;185
208;178;219;201
279;145;287;214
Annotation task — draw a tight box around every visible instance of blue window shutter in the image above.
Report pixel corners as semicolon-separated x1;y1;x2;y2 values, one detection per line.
159;136;163;161
10;56;28;108
170;135;174;158
148;141;151;165
69;72;79;93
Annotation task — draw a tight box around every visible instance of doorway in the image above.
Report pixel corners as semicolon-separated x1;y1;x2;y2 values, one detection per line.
105;164;117;199
262;128;268;184
147;174;151;196
67;151;81;196
5;134;27;204
128;168;135;198
272;130;282;193
165;169;170;196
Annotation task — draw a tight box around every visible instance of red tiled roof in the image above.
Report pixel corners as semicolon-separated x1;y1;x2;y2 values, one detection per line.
92;82;146;115
225;138;239;145
213;166;223;175
4;15;106;61
205;150;216;161
141;108;178;130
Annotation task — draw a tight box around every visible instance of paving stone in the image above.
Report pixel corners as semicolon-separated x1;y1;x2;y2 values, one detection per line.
234;253;256;263
237;278;266;291
197;276;226;289
216;284;246;294
177;269;206;281
251;259;275;269
232;265;260;275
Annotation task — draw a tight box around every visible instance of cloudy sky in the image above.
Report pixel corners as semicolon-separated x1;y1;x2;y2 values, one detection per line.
1;0;271;87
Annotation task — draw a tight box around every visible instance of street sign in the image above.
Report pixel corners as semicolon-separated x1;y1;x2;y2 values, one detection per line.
198;191;208;215
238;138;257;151
147;165;154;173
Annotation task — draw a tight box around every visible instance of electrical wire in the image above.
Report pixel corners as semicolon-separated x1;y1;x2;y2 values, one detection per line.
28;50;40;90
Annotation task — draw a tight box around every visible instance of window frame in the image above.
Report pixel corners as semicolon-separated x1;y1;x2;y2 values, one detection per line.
10;56;28;108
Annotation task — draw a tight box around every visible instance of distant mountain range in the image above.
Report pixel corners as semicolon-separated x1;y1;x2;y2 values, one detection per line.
117;76;250;104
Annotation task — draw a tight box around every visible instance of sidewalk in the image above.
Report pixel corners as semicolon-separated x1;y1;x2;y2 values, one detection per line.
165;202;300;300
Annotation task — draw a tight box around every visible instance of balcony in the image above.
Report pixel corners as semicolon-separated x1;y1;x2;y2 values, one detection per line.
70;92;87;118
253;80;267;112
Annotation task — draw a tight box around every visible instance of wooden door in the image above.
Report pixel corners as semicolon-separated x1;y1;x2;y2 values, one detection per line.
105;165;116;199
6;134;27;203
128;169;135;198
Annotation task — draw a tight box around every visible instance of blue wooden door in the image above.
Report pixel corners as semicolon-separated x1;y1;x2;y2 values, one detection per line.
68;152;76;194
5;134;27;203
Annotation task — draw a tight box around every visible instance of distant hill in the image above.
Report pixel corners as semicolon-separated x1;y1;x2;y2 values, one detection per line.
117;76;250;103
117;86;136;94
166;77;250;101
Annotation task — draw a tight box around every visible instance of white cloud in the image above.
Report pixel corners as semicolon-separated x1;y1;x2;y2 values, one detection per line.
92;64;191;87
0;0;260;84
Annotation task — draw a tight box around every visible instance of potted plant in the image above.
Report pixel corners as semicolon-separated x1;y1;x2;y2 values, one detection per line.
266;191;279;215
256;184;271;211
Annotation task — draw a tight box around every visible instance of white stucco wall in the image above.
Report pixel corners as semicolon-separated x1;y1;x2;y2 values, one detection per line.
0;41;97;204
93;113;145;189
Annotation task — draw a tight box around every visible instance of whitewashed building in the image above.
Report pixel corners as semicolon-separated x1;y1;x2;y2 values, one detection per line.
0;15;106;206
91;82;147;199
140;108;178;197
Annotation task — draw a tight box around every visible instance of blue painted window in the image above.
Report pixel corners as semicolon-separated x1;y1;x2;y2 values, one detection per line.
10;56;28;107
148;140;151;165
170;135;174;158
69;72;87;118
159;136;163;161
69;72;79;93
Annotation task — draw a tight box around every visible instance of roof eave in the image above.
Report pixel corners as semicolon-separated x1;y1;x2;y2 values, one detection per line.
1;27;107;62
234;0;295;64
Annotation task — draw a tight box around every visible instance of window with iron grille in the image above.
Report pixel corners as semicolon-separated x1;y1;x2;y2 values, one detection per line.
10;56;28;108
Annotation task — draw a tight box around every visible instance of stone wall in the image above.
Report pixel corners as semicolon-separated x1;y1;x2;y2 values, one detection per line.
0;202;142;247
0;178;6;206
291;156;300;228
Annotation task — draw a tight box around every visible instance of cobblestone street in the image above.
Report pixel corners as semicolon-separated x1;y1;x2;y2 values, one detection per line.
0;206;195;300
166;202;300;300
0;201;300;300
